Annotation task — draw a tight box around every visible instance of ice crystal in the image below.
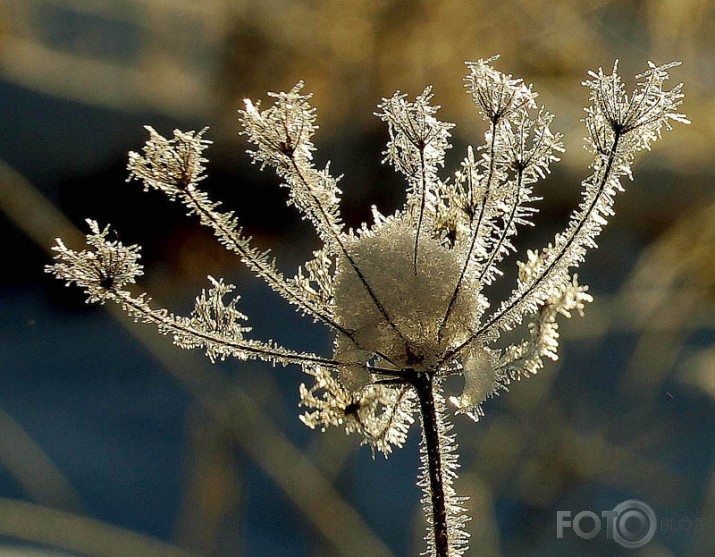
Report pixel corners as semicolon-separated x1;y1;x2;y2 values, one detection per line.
48;57;686;556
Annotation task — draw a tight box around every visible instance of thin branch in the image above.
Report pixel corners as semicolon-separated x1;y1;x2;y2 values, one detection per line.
365;385;413;445
441;133;622;365
413;147;428;274
179;184;353;339
477;166;525;283
439;120;499;339
288;158;415;356
112;288;344;368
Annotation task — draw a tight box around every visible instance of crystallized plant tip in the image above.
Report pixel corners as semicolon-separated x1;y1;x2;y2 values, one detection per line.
47;57;686;557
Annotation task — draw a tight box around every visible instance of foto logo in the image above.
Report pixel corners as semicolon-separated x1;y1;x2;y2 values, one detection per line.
557;499;657;548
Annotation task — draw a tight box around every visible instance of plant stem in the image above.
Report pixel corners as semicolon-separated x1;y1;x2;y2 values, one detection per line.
412;371;450;557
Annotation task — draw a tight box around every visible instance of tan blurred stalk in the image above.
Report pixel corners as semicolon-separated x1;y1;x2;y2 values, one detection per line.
0;406;83;512
2;0;712;169
0;497;196;557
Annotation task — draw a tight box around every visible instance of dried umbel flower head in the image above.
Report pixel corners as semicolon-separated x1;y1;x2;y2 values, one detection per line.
48;56;686;557
50;220;143;303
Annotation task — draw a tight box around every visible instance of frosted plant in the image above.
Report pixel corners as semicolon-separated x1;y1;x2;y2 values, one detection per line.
48;57;686;556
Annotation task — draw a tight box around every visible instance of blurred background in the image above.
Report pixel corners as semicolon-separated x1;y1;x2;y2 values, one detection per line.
0;0;713;556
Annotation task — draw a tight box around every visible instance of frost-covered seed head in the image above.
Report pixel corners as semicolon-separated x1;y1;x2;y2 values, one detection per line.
47;220;143;303
333;218;486;373
127;127;211;197
583;60;688;158
239;82;318;169
47;57;687;557
465;56;538;122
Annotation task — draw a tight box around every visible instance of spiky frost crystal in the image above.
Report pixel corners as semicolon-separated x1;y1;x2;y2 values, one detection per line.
48;57;686;557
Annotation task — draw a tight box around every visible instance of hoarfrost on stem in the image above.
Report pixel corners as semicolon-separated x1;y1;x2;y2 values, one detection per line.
48;56;686;557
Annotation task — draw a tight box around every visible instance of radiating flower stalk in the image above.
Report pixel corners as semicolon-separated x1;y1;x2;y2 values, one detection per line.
48;57;686;556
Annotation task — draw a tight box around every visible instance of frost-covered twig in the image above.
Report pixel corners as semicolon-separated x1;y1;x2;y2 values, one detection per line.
48;57;686;557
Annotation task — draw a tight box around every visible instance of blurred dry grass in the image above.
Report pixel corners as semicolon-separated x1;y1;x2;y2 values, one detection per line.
0;1;713;555
3;0;714;166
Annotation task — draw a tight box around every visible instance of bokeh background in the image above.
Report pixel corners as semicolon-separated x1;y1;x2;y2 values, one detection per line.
0;1;713;556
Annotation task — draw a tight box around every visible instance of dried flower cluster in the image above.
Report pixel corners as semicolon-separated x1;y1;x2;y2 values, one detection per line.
48;57;686;556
